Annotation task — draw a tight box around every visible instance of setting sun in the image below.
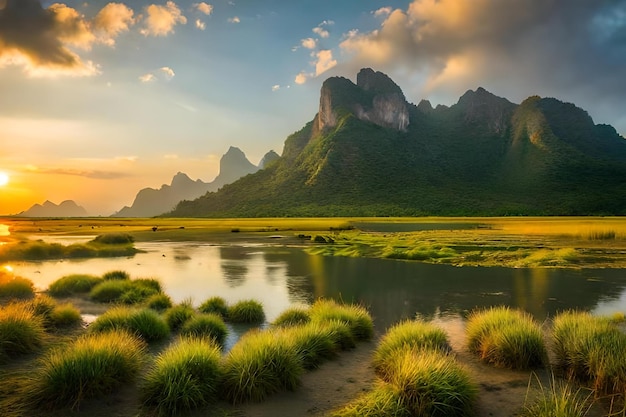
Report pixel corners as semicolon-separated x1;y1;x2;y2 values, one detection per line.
0;172;9;186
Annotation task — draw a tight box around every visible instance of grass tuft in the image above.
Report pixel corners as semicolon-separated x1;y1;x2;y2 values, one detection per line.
89;306;170;342
102;270;130;280
309;299;373;341
272;306;311;328
521;374;593;417
49;303;82;327
145;293;173;312
0;271;35;300
227;299;266;324
180;313;228;346
330;381;409;417
198;296;229;317
277;321;339;370
92;233;134;244
30;294;58;325
164;301;196;331
48;274;102;297
0;302;45;357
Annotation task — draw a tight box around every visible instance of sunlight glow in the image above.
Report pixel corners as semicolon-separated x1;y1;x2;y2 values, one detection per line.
0;172;8;186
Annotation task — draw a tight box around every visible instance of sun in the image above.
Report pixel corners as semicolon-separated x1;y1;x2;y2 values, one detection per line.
0;172;9;187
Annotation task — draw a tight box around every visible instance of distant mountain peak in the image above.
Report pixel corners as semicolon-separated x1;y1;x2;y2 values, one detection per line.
19;200;88;217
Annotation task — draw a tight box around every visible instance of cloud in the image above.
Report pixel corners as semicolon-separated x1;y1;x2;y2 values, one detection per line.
139;73;156;83
271;84;280;92
373;7;392;17
138;67;175;83
228;16;240;23
294;72;308;85
141;1;187;36
25;166;131;179
194;2;213;15
312;26;329;38
93;2;135;46
195;19;206;30
301;37;317;49
314;50;336;76
160;66;175;79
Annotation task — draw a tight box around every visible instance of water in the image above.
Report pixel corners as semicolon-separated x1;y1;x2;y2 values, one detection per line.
6;239;626;330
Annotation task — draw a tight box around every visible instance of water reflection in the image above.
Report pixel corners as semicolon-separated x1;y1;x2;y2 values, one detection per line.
0;224;9;236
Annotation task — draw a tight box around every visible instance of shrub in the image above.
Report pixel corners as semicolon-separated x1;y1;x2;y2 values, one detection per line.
102;270;130;280
278;322;339;370
221;329;303;403
272;307;311;328
309;299;373;341
164;302;196;331
92;233;134;245
48;274;102;297
198;296;228;317
180;313;228;346
382;348;477;417
330;382;409;417
466;306;546;369
0;302;45;356
373;320;450;377
0;272;35;300
89;307;170;342
49;303;82;327
32;330;146;410
227;299;265;324
145;293;173;311
141;337;222;416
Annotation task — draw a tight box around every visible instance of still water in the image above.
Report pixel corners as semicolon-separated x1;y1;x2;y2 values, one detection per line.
7;240;626;329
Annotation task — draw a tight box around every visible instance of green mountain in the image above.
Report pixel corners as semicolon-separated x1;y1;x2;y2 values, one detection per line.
168;68;626;217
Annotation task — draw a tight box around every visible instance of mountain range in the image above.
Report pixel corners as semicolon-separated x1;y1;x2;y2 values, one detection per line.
167;68;626;217
17;200;88;217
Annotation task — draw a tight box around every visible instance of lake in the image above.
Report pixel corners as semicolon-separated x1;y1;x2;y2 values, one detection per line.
6;238;626;330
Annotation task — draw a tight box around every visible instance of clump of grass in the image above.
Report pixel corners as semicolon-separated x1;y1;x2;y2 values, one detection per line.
30;294;58;325
92;233;134;245
90;279;133;302
330;382;409;417
373;320;450;377
141;337;222;416
102;270;130;280
48;274;102;297
227;299;265;324
198;296;228;317
180;313;228;346
0;302;45;357
90;278;160;304
221;329;303;403
89;307;170;342
318;319;357;350
49;303;82;327
164;301;196;331
145;293;173;311
277;321;339;370
587;230;616;240
553;311;626;394
0;271;35;300
521;374;593;417
309;299;373;341
466;306;546;369
32;330;146;410
272;306;311;328
382;348;477;417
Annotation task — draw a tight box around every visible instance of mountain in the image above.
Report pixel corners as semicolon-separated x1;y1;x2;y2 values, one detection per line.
18;200;88;217
167;68;626;217
112;146;262;217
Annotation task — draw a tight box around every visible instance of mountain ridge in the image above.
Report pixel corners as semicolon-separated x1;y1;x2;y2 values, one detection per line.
18;200;89;217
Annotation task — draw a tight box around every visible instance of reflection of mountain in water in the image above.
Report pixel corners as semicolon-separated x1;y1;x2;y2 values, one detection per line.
219;246;249;288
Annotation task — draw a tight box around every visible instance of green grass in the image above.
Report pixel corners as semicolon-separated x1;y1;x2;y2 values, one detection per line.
0;271;35;300
180;313;228;346
92;233;135;244
89;278;161;304
31;330;146;410
309;299;374;341
381;348;477;417
141;337;222;416
227;299;266;324
0;302;45;357
145;293;173;311
466;306;547;369
89;306;170;342
330;382;410;417
102;270;130;280
221;329;303;404
48;274;103;297
272;306;311;328
373;320;450;377
277;321;339;370
30;294;58;325
521;374;593;417
164;302;196;331
198;296;229;317
49;303;82;327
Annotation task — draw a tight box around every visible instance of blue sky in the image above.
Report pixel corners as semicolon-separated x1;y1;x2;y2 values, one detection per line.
1;0;625;215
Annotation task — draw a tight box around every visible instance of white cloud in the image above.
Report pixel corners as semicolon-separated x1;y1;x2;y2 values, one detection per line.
312;26;329;38
93;2;135;46
314;50;336;76
320;20;335;26
141;1;187;37
160;66;175;79
194;2;213;15
228;16;240;23
294;72;308;85
373;7;393;17
139;73;156;83
271;84;280;92
195;18;206;30
301;37;317;49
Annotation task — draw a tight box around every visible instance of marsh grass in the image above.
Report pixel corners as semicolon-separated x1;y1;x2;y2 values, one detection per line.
277;321;339;370
0;272;35;300
466;306;546;369
89;306;170;342
49;303;82;327
330;382;409;417
382;244;457;262
145;293;173;311
141;337;222;416
89;278;161;304
0;302;45;357
382;348;477;417
227;299;265;324
30;294;57;325
31;330;146;410
522;373;593;417
221;329;303;404
92;233;134;244
309;299;373;341
164;301;196;331
48;274;103;297
180;313;228;346
198;296;228;317
272;306;311;328
373;320;450;377
102;270;130;280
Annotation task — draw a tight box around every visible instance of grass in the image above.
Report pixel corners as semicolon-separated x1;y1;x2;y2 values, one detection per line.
164;301;196;330
309;299;374;341
227;299;266;324
466;306;547;369
330;382;410;417
141;337;222;416
272;306;311;328
92;233;134;244
0;271;35;300
89;278;161;304
48;274;103;296
49;303;82;327
102;270;130;280
221;329;303;404
0;302;45;357
31;330;146;410
145;293;173;311
180;313;228;346
30;294;58;326
521;374;593;417
89;306;170;342
198;296;229;317
372;320;450;377
277;321;339;370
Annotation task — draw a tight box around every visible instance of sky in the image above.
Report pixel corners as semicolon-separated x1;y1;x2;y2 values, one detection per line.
1;0;625;216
